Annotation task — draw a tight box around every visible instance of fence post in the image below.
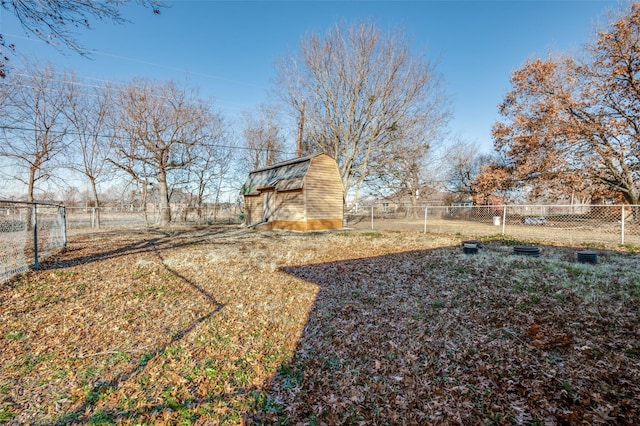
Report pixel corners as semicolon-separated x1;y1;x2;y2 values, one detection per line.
60;206;67;248
371;205;374;230
502;205;507;235
32;203;39;269
423;206;428;234
621;205;625;246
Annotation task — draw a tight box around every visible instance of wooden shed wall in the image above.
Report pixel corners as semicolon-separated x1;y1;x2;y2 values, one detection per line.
243;153;343;231
272;191;305;222
304;154;344;229
244;194;262;226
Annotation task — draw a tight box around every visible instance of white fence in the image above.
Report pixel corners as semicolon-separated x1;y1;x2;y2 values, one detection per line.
0;200;67;283
347;204;640;247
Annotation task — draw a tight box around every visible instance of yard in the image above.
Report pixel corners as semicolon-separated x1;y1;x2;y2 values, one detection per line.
1;226;639;424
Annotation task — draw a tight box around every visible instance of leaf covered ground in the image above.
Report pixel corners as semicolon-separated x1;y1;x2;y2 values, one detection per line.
1;227;639;425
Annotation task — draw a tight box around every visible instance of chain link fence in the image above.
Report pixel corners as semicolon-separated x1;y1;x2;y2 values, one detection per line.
347;204;640;248
65;204;243;231
0;200;67;283
4;201;636;283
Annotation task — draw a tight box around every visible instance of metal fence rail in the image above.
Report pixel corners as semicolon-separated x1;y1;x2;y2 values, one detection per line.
0;200;67;283
3;202;636;283
347;204;640;248
64;205;243;230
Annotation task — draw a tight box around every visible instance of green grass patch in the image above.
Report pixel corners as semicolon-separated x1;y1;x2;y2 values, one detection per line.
0;403;16;422
5;329;26;341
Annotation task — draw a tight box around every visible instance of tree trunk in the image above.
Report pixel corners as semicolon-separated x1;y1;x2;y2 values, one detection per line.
158;170;171;226
89;176;101;228
26;165;36;230
141;183;150;227
409;191;420;219
28;165;36;203
623;191;640;222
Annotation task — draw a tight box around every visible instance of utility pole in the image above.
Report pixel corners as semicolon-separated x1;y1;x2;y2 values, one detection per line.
296;98;305;157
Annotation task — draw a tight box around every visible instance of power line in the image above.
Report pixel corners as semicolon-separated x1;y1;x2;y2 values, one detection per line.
4;72;259;112
0;124;296;155
7;75;184;102
3;32;268;91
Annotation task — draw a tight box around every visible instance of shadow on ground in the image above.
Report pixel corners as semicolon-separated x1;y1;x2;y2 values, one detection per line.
38;226;248;271
5;230;638;424
244;241;640;424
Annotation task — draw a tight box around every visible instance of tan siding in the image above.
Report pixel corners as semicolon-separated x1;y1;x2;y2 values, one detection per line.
244;153;343;231
244;194;262;225
272;191;305;222
305;154;344;221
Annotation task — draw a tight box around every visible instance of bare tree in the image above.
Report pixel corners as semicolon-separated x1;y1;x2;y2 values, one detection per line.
240;103;286;171
445;139;494;203
276;20;450;209
187;113;234;221
1;0;162;78
64;73;115;227
0;62;70;202
375;106;450;215
110;78;220;226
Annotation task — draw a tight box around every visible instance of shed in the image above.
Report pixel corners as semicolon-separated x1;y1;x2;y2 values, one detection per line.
242;153;344;231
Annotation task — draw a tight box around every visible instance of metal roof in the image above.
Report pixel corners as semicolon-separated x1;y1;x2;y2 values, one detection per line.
241;153;322;195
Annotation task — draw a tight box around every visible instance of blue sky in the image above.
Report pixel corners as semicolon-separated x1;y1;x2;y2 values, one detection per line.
1;0;618;153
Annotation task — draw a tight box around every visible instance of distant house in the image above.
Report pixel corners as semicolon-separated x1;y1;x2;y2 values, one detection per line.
241;153;344;231
377;185;451;211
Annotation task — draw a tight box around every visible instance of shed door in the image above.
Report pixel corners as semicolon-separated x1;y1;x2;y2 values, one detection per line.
262;191;274;222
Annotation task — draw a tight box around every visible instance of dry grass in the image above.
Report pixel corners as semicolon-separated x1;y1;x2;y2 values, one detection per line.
351;216;640;248
1;226;639;425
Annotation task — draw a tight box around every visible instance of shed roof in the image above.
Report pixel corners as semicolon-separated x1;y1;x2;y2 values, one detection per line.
242;153;324;195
